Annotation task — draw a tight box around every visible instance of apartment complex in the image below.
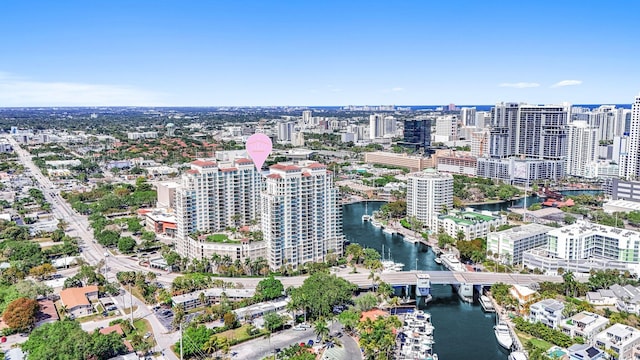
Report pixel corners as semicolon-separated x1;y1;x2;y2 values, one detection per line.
406;169;453;231
479;102;570;184
567;121;599;178
620;95;640;180
261;161;343;269
175;159;262;260
523;221;640;275
486;223;553;265
437;210;506;241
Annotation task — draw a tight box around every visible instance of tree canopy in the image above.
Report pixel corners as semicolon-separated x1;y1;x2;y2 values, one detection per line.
288;271;356;320
22;319;126;360
2;297;39;332
255;275;284;301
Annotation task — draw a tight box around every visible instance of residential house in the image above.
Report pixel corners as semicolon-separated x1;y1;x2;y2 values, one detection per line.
59;285;99;318
586;289;617;306
560;312;610;343
594;324;640;360
529;299;565;329
510;284;538;308
567;343;604;360
610;284;640;315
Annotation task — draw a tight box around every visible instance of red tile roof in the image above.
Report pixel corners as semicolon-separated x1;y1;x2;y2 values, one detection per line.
186;169;199;174
235;158;253;164
99;324;124;336
220;167;238;172
60;286;99;309
267;174;281;179
271;164;300;171
307;163;326;169
192;160;217;167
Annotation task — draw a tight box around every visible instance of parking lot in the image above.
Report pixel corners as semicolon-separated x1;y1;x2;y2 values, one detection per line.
154;307;174;331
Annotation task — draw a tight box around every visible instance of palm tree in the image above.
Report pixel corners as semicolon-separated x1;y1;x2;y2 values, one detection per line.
313;319;330;343
58;304;68;318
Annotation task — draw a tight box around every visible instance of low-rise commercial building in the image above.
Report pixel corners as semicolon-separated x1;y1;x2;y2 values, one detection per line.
364;151;432;172
172;288;256;311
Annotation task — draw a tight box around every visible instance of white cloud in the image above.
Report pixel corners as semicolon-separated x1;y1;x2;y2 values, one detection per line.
0;72;164;106
498;82;540;88
391;87;404;92
550;80;582;88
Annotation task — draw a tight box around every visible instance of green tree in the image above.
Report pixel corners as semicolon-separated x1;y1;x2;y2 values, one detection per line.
22;319;126;360
255;275;284;301
117;236;136;253
264;311;285;332
288;271;356;320
338;309;360;334
313;319;330;342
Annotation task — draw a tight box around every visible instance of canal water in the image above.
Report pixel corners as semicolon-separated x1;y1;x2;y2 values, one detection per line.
343;201;507;360
342;190;602;359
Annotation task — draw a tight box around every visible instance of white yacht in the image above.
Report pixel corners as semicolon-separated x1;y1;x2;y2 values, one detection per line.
380;246;404;272
508;351;528;360
382;227;395;235
480;295;495;312
433;257;442;265
400;310;438;360
494;322;513;349
440;253;466;272
362;202;371;221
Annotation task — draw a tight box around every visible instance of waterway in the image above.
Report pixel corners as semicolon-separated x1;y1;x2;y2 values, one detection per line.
342;190;603;359
343;201;507;360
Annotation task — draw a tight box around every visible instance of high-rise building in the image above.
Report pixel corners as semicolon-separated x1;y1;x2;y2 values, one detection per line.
621;95;640;180
567;121;598;178
262;162;343;269
470;129;490;158
434;115;458;142
401;119;431;150
302;110;312;125
277;121;295;141
460;107;476;127
369;114;385;139
406;169;453;231
175;159;262;260
384;116;397;135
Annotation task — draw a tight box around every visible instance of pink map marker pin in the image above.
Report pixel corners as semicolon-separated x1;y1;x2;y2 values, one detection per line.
246;133;273;171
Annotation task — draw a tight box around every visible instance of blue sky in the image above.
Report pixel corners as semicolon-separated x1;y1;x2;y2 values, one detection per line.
0;1;639;106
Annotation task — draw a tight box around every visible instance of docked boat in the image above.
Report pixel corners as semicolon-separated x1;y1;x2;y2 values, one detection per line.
383;227;395;235
399;310;438;360
494;322;513;349
508;351;528;360
371;220;382;228
403;235;419;244
362;202;371;221
480;295;495;312
440;253;466;272
381;246;404;272
433;257;442;265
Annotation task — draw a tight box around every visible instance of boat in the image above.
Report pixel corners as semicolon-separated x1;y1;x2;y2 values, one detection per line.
399;310;438;360
362;202;371;221
494;322;513;349
383;227;395;235
371;220;382;228
440;253;466;272
381;246;404;272
480;295;495;312
508;351;528;360
433;257;442;265
403;235;419;244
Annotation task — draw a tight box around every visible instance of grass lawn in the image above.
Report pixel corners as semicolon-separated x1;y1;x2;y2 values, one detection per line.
205;233;240;244
216;324;264;343
133;318;151;336
515;330;553;351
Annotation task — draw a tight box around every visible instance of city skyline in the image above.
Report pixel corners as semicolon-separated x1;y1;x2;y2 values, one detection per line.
1;1;639;107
